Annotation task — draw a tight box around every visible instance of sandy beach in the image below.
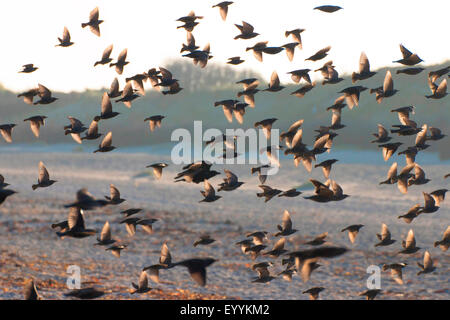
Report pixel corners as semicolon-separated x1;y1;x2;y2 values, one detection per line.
0;151;448;300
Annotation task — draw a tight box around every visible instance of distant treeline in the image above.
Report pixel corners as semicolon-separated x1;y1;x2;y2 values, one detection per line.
0;60;449;159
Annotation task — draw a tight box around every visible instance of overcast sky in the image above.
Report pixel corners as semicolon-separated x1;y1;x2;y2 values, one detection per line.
2;0;449;93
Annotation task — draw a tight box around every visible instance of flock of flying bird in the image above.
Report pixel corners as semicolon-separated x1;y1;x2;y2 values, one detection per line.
1;3;449;300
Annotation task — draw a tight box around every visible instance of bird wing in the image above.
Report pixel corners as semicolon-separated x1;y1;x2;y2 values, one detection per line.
281;210;293;231
101;44;113;61
399;44;413;58
387;162;398;180
204;179;215;197
224;169;238;184
241;21;254;34
273;237;286;251
415;125;428;146
160;242;172;265
383;70;394;93
101;92;112;115
423;251;433;269
423;192;435;209
62;26;71;42
435;78;447;96
159;67;173;81
117;48;128;63
219;6;228;21
101;132;112;148
405;229;416;249
270;71;280;88
381;223;391;240
110;184;120;200
38;161;50;183
414;164;425;180
359;52;370;74
68;207;84;230
29;120;41;138
88;119;99;136
38;84;52;99
89;7;99;21
100;221;111;241
138;271;148;289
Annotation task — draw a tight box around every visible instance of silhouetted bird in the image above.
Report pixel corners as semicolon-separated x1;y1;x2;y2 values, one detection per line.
82;117;102;141
64;188;109;210
375;224;396;247
227;56;244;65
274;210;298;236
426;78;447;99
382;263;407;285
93;131;115;153
341;225;364;244
95;221;116;246
81;7;103;37
417;251;436;275
218;169;244;191
398;203;422;224
19;64;38;73
131;271;151;294
0;124;16;143
56;207;97;238
305;46;331;61
120;208;142;217
55;27;74;47
105;184;125;205
257;185;282;202
193;234;216;247
23;116;46;138
399;229;421;254
32;161;57;190
234;21;259;40
359;289;381;300
64;287;106;299
314;5;342;13
199;179;221;203
396;67;424;75
171;258;217;286
0;189;17;206
393;44;423;66
146;163;168;180
24;279;40;300
212;1;233;21
285;29;304;49
434;226;449;252
144;115;165;132
303;287;325;300
338;86;367;109
17;88;40;105
110;48;129;75
34;84;58;105
352;52;376;83
94;44;113;66
108;78;122;98
370;70;398;103
106;244;127;258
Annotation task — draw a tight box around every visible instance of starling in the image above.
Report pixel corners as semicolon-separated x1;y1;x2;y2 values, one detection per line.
352;52;376;83
95;221;116;246
81;7;103;37
131;271;151;294
341;224;364;244
33;84;58;105
93;131;115;153
23;116;46;138
144;115;165;132
285;29;305;49
82;117;102;141
434;226;450;252
417;251;436;275
305;46;331;61
234;21;259;40
32;161;57;190
105;184;126;205
399;229;421;254
55;27;74;47
19;64;38;73
199;179;222;203
303;287;325;300
382;263;407;285
375;224;396;247
314;5;343;13
146;163;168;180
212;1;233;21
274;210;298;236
64;287;106;300
257;185;282;202
193;234;216;247
171;258;217;286
94;44;113;67
393;44;423;66
110;48;129;75
398;203;422;224
56;207;97;238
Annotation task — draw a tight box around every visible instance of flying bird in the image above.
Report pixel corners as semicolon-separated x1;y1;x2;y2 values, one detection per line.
212;1;233;21
81;7;103;37
55;27;74;47
23;116;46;138
32;161;57;190
110;48;129;75
393;44;423;66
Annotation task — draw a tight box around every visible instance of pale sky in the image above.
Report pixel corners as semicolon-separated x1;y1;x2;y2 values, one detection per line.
2;0;449;93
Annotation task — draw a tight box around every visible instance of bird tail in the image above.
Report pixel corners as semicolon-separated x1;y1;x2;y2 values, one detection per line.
351;72;358;83
256;192;264;198
434;241;440;247
81;23;88;28
32;184;39;191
